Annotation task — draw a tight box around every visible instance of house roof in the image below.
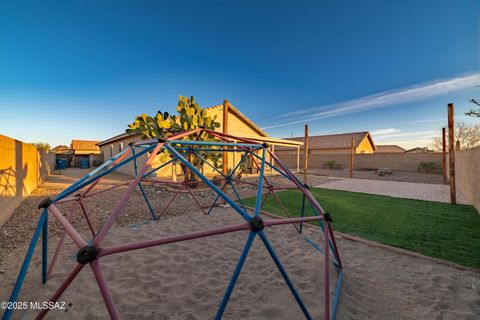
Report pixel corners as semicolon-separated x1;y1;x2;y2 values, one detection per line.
404;147;434;153
50;145;72;154
206;101;268;137
375;145;406;153
286;132;376;150
71;140;101;154
98;101;270;146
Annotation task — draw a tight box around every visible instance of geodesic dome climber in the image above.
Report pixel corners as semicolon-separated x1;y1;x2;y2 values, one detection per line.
3;128;343;320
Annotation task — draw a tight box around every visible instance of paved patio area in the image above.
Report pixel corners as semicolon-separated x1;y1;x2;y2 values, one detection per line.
314;178;470;204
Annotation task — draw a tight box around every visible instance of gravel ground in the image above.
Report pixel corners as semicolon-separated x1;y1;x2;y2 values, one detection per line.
310;169;445;184
0;169;330;271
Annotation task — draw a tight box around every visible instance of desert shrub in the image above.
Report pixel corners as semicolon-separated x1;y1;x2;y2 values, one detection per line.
418;162;436;174
323;160;342;170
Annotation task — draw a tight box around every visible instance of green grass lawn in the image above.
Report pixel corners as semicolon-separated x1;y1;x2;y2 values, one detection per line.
242;188;480;269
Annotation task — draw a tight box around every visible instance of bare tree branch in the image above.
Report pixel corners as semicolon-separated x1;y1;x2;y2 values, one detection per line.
466;99;480;117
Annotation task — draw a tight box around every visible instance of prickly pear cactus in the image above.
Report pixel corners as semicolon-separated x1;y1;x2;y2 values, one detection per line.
125;96;223;181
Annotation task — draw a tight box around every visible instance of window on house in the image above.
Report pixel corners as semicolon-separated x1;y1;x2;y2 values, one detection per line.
110;145;113;157
119;142;123;153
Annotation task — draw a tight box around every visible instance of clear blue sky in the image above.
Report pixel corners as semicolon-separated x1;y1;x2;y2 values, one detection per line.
1;0;479;148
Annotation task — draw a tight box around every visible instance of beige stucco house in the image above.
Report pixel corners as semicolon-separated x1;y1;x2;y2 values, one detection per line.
97;100;302;179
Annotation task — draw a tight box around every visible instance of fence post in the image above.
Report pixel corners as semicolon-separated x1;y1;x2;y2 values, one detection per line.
448;103;456;205
303;124;308;184
442;127;446;184
350;137;354;178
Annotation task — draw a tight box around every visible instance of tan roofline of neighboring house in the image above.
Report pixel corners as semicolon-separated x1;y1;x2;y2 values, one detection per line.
206;102;268;137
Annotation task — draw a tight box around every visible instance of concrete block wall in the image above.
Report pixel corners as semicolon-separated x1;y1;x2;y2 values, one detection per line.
0;134;55;226
447;147;480;212
275;149;443;173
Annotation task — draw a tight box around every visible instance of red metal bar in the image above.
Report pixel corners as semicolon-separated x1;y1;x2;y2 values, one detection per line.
93;143;163;246
98;222;252;257
78;200;96;236
267;149;343;267
264;216;323;227
35;263;85;320
49;205;87;248
47;203;79;279
158;191;179;216
206;130;262;145
184;184;209;215
134;128;205;146
82;148;132;197
90;260;120;320
83;181;133;198
324;221;330;320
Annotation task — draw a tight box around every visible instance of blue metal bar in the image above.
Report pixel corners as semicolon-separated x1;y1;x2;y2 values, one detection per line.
215;231;256;320
250;151;342;268
205;151;249;215
165;144;251;221
227;181;247;211
131;146;157;220
250;152;291;181
192;150;226;178
303;236;340;269
168;139;262;148
53;148;131;201
53;145;155;202
142;157;176;179
258;231;312;320
42;210;48;284
299;194;306;233
331;271;343;320
206;180;229;215
304;235;324;254
254;148;267;217
306;205;341;267
3;211;47;320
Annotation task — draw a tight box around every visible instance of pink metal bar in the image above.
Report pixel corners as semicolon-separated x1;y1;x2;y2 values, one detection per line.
264;216;323;227
99;222;251;257
93;143;163;246
78;200;96;236
90;260;120;320
206;130;262;145
83;181;133;198
53;196;78;204
270;191;301;233
82;148;132;197
231;178;259;187
47;203;79;279
49;205;87;248
35;263;85;320
134;128;204;146
158;191;179;216
267;150;343;267
184;184;209;215
324;220;330;320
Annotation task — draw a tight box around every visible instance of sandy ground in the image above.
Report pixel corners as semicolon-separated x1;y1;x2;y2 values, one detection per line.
0;207;479;320
0;169;331;265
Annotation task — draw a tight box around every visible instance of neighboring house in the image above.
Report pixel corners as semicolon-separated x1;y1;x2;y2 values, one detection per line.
404;147;434;153
375;145;406;153
71;140;102;168
97;100;302;178
282;131;376;154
